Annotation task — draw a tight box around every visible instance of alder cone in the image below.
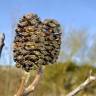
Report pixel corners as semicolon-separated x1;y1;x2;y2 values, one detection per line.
13;13;62;72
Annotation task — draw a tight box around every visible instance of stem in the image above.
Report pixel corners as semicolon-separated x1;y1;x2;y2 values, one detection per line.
14;71;30;96
23;67;43;96
66;76;96;96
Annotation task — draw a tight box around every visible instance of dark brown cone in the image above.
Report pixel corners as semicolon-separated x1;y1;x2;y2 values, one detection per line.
13;13;62;72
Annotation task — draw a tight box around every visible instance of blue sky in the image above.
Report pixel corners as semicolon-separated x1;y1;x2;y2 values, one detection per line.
0;0;96;65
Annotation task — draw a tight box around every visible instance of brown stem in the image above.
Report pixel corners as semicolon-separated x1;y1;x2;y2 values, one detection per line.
23;67;43;96
14;66;43;96
14;71;30;96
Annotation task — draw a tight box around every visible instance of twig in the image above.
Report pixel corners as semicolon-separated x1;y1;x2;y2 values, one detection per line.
0;33;5;56
66;75;96;96
14;66;43;96
14;71;30;96
23;67;43;96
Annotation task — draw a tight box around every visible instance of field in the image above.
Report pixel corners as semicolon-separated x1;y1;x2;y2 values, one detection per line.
0;62;96;96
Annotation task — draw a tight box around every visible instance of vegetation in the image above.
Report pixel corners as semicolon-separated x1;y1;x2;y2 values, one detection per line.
0;62;96;96
1;13;96;96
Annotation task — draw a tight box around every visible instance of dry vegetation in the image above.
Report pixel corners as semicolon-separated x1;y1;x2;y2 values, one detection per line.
0;13;96;96
0;62;96;96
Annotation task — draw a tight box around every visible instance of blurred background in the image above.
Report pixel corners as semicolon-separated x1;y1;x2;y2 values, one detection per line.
0;0;96;96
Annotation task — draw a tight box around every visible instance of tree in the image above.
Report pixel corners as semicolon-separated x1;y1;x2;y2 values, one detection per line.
62;29;88;62
86;35;96;65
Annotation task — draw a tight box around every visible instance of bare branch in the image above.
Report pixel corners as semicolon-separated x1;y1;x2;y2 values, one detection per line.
0;33;5;56
23;67;43;96
66;75;96;96
14;66;43;96
14;71;30;96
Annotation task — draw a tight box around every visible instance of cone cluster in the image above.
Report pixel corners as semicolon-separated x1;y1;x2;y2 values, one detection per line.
13;13;62;71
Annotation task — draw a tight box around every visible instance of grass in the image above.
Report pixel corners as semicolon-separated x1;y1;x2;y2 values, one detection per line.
0;62;96;96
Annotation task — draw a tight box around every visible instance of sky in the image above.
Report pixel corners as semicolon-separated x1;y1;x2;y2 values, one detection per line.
0;0;96;65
